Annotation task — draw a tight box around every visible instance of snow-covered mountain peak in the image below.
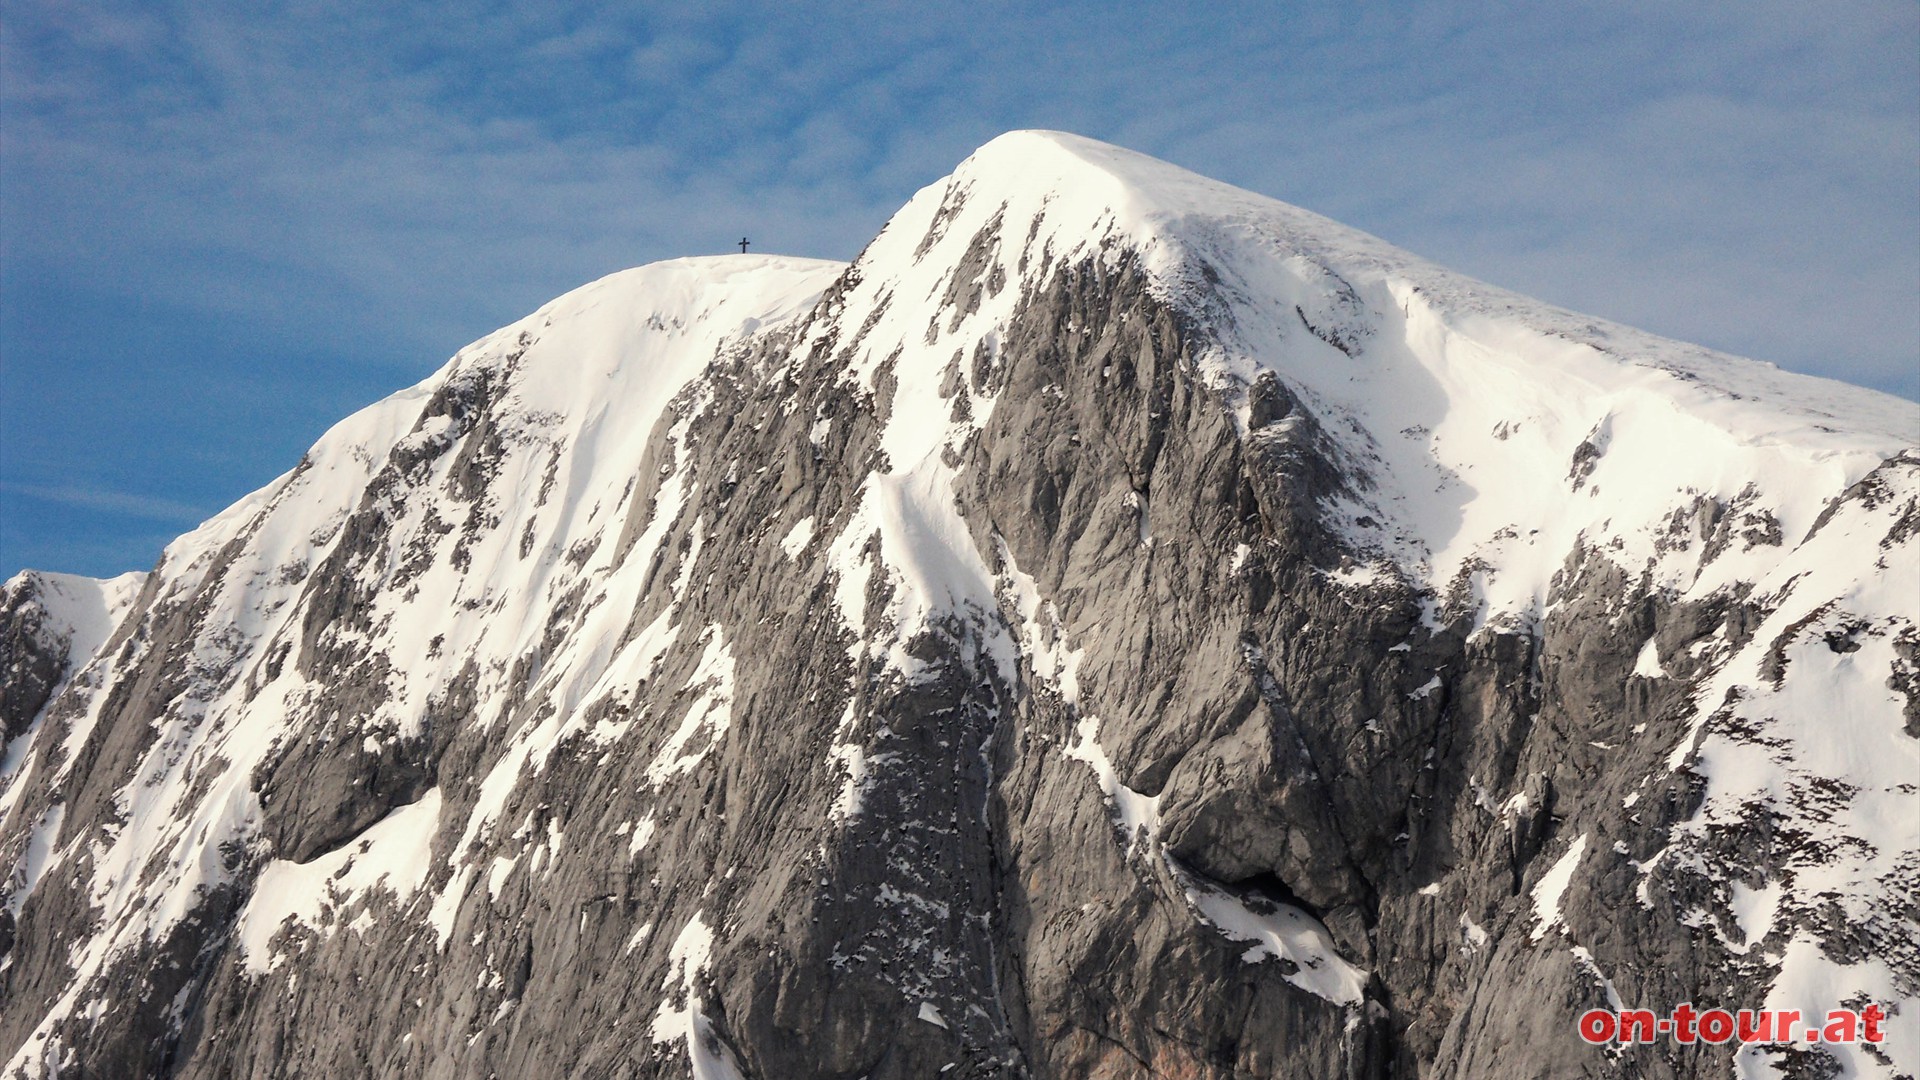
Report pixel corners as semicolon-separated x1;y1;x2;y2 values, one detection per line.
1;132;1914;1080
158;253;845;585
822;130;1917;628
893;129;1912;443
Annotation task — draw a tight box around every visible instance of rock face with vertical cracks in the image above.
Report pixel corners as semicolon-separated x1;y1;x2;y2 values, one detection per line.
0;580;71;746
2;131;1916;1080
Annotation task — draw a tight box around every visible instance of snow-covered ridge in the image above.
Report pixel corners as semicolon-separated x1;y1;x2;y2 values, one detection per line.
0;254;845;1072
857;129;1916;627
157;255;845;584
943;130;1913;444
1;130;1913;1079
0;570;146;818
819;131;1920;1078
0;570;145;681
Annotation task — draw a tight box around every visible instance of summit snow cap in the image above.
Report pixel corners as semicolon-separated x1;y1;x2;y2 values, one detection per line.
845;129;1916;628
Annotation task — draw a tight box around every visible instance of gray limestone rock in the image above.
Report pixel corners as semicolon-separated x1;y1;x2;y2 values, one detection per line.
2;133;1913;1080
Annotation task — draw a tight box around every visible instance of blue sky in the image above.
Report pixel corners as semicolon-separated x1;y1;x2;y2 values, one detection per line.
3;0;1916;580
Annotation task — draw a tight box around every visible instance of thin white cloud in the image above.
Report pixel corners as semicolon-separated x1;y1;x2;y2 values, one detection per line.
3;1;1913;393
0;483;207;523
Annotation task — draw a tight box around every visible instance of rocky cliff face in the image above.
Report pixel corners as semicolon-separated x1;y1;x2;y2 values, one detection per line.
1;131;1915;1080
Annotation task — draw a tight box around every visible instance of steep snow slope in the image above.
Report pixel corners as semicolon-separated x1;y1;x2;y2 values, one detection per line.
0;256;840;1072
0;571;147;901
0;131;1913;1080
819;130;1919;1079
864;131;1911;618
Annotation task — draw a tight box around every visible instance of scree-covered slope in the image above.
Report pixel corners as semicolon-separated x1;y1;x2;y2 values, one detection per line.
1;131;1914;1080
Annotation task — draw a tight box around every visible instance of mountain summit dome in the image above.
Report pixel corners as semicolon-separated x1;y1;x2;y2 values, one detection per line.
2;132;1914;1080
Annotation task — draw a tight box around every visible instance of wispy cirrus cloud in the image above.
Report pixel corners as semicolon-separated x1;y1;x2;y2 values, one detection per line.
0;482;206;523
